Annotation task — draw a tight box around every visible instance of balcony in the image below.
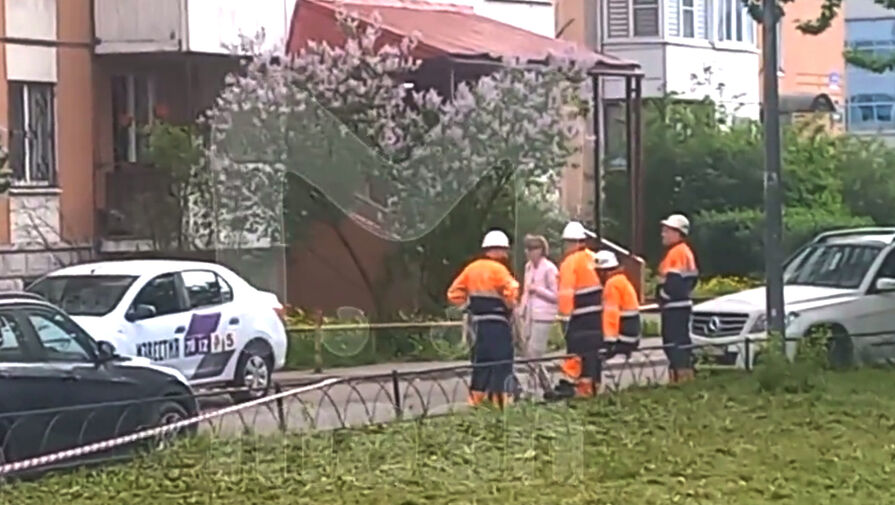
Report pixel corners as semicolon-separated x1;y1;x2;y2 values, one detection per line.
94;0;294;55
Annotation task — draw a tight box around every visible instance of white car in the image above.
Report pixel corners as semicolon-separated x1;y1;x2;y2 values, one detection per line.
27;260;288;401
691;228;895;369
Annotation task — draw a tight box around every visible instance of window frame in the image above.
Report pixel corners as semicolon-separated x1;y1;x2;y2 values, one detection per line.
631;0;660;37
180;269;231;310
8;305;97;364
111;73;156;164
129;272;188;320
8;81;57;187
713;0;755;44
680;0;696;38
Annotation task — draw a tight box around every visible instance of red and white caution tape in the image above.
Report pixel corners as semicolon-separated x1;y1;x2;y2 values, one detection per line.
0;377;342;476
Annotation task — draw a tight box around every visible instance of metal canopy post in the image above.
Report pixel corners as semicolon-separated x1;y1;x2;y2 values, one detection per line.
624;76;635;251
592;74;602;239
633;76;644;256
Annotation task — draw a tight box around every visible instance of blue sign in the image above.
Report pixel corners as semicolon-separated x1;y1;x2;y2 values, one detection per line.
828;72;841;88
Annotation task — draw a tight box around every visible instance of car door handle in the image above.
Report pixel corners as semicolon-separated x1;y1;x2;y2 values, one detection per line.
175;326;186;334
229;317;240;325
62;373;80;382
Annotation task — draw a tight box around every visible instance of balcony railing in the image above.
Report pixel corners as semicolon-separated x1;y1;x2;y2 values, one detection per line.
847;101;895;132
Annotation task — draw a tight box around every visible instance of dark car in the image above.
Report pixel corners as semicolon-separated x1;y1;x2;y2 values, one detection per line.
0;293;198;470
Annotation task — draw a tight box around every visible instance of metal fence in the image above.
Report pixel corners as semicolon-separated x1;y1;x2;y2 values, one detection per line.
0;325;891;480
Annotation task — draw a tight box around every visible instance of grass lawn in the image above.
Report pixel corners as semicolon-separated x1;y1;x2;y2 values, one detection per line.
4;368;895;504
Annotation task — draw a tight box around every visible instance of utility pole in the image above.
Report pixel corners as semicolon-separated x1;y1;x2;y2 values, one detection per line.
761;0;786;345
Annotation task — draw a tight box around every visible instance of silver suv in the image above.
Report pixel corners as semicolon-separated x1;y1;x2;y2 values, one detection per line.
691;228;895;368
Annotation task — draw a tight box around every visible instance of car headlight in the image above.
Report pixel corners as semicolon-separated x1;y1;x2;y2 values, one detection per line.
750;312;800;333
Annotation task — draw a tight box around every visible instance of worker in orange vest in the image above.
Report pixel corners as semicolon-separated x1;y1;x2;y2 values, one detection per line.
595;250;641;360
447;229;520;407
546;221;602;400
657;214;699;384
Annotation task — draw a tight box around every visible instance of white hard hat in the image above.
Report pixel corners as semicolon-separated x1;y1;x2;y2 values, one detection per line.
481;230;510;249
561;221;591;241
661;214;690;235
594;250;620;270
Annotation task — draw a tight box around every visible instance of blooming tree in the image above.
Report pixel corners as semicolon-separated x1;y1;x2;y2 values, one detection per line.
203;8;594;251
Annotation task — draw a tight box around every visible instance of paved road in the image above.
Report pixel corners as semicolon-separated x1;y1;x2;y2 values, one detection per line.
197;339;669;436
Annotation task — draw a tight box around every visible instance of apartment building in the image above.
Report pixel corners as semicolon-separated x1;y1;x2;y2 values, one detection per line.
845;0;895;143
557;0;761;117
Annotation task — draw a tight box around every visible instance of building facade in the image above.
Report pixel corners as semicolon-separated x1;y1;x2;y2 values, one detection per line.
845;0;895;143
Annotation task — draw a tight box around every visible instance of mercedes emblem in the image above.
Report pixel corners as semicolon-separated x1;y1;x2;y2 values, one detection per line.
707;316;722;335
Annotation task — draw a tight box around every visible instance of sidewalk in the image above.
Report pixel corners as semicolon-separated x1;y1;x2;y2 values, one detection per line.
274;337;668;382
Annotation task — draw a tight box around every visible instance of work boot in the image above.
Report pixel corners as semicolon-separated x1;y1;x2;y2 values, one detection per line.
544;379;575;401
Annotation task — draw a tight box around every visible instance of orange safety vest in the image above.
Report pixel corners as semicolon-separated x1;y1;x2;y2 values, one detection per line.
658;242;699;310
447;258;519;322
557;249;602;320
603;272;641;343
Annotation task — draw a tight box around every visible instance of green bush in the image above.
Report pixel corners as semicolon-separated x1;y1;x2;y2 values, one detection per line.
693;275;762;299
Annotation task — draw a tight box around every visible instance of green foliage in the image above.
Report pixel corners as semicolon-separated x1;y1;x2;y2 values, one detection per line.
10;370;895;503
753;331;828;394
608;97;888;277
693;275;762;298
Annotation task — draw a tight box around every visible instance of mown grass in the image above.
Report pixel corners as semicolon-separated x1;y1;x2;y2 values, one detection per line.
5;368;895;504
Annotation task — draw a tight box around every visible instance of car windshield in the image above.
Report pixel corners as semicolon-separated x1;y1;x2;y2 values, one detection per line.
783;243;882;289
28;275;138;316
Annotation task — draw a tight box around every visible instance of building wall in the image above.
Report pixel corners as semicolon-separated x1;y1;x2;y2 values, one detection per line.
844;1;895;141
777;0;845;103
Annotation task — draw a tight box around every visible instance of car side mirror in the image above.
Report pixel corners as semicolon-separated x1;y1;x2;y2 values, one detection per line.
126;304;157;322
96;341;117;363
875;277;895;292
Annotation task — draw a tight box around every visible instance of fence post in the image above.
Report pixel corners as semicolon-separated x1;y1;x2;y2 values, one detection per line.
274;383;287;433
391;369;402;418
314;309;324;374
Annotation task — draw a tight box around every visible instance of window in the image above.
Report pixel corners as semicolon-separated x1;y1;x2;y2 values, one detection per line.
714;0;755;43
26;309;93;362
681;0;695;37
112;74;156;163
632;0;660;36
8;82;56;186
28;275;137;317
0;313;29;362
181;270;227;309
784;244;881;289
132;273;182;317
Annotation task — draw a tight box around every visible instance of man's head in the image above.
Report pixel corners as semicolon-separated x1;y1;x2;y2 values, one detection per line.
561;221;592;254
660;214;690;247
524;234;548;263
481;229;511;260
593;250;621;283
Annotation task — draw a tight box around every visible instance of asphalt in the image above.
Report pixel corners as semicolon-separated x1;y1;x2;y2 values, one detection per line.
196;338;670;437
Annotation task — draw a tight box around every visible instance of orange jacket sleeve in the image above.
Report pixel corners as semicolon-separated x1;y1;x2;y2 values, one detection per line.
498;266;520;308
446;266;470;306
557;257;576;317
602;280;620;337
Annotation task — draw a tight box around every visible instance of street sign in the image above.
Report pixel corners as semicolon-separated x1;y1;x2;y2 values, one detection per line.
828;72;841;90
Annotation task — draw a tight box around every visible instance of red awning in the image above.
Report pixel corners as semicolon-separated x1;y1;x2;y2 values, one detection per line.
287;0;641;75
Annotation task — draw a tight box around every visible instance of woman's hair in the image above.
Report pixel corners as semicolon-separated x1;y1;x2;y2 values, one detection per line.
523;234;549;256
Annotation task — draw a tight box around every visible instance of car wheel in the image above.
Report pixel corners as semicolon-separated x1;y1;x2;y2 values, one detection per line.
826;327;854;370
150;400;191;450
232;345;273;403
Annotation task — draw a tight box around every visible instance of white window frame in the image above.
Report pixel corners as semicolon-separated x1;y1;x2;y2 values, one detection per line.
632;0;661;37
9;82;57;187
714;0;755;44
113;74;156;163
680;0;696;38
